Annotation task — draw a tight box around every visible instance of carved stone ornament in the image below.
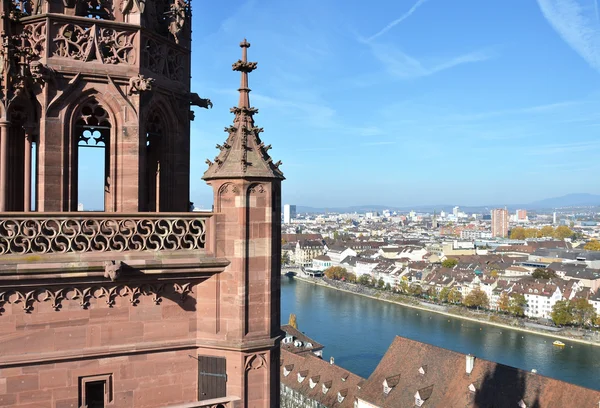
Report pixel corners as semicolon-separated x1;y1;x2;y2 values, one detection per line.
53;22;136;65
0;282;195;314
190;92;213;109
244;353;267;371
29;61;56;87
0;215;207;256
166;0;189;44
128;74;155;95
121;0;145;13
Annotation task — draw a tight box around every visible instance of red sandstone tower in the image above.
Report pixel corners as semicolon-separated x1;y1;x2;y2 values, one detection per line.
202;39;284;407
0;1;282;407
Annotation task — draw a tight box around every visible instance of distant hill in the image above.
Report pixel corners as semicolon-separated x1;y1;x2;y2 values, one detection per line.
293;193;600;214
529;193;600;209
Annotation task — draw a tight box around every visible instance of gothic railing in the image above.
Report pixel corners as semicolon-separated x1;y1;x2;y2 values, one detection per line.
0;213;211;256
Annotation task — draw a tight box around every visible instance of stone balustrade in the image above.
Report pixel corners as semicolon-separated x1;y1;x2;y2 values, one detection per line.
0;212;211;257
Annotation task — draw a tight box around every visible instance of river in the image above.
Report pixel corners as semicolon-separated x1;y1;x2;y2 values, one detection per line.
280;277;600;391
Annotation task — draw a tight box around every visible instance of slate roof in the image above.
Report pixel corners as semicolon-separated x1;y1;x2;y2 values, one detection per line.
357;336;600;408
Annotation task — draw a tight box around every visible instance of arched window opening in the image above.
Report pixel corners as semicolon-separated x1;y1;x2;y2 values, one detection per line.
75;100;111;211
145;112;163;211
7;107;27;211
77;0;114;20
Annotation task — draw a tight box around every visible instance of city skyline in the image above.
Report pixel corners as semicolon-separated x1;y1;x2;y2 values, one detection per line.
74;0;600;209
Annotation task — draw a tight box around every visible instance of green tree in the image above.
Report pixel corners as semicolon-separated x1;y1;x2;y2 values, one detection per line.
510;227;526;240
377;278;385;289
439;287;450;303
427;287;438;300
532;268;556;279
282;252;291;265
490;270;499;279
385;282;392;291
463;288;489;309
346;272;357;283
441;258;458;268
447;287;462;304
554;226;574;240
539;226;555;237
584;240;600;251
398;280;409;294
571;298;596;326
358;274;371;286
408;284;423;297
551;300;574;325
497;292;510;313
508;293;527;316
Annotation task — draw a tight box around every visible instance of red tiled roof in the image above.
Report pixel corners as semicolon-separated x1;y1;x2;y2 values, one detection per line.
281;349;364;408
357;336;600;407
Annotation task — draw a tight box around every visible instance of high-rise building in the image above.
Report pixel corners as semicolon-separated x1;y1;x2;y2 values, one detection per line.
516;209;527;222
553;212;557;225
453;206;460;217
491;208;509;237
284;204;297;223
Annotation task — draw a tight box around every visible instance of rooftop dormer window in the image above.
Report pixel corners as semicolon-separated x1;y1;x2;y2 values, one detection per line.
518;400;527;408
419;366;427;375
305;342;313;349
294;339;303;348
338;390;348;403
298;371;307;383
322;382;331;394
309;376;320;389
283;364;293;377
468;383;476;393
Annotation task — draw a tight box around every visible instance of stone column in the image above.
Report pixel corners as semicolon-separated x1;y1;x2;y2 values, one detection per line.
23;128;35;212
0;121;10;212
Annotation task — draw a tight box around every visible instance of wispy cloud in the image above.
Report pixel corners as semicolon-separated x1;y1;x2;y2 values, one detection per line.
527;140;600;155
366;0;430;42
368;43;495;80
537;0;600;72
443;100;582;121
360;141;397;146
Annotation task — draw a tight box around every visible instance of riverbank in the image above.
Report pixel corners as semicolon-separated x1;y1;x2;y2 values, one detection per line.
292;275;600;348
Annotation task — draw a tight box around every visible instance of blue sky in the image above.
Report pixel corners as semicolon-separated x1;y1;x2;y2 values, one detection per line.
77;0;600;209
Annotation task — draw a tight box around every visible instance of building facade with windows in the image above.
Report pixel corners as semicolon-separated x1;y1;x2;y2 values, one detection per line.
491;208;509;238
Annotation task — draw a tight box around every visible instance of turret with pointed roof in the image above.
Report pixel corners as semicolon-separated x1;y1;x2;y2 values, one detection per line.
203;39;284;180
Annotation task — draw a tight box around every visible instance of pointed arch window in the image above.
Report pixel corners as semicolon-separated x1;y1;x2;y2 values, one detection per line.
75;99;111;211
145;111;163;211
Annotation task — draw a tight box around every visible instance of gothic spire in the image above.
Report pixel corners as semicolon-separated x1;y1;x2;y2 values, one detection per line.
202;39;284;181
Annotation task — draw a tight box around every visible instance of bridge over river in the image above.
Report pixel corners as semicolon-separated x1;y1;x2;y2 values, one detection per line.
281;277;600;391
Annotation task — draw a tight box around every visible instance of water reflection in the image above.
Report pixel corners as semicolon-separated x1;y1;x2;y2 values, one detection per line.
281;277;600;390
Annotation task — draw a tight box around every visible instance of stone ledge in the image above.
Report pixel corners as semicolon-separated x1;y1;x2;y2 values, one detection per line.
165;396;241;408
0;338;199;368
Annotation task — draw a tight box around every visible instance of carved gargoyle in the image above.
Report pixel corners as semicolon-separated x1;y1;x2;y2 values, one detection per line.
128;74;155;95
104;260;122;281
190;92;213;109
30;61;56;87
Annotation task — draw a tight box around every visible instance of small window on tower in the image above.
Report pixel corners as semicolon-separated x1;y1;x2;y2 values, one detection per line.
79;374;112;408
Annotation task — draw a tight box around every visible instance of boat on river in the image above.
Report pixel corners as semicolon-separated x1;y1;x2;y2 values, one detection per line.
553;340;565;347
